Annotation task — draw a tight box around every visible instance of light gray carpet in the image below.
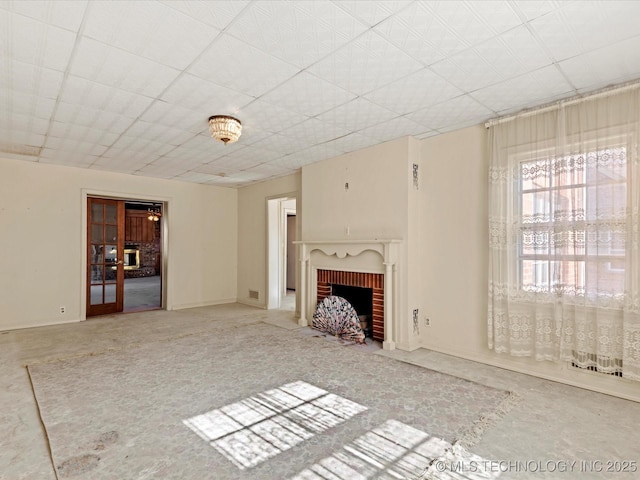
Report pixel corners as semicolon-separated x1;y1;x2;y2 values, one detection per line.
27;322;512;480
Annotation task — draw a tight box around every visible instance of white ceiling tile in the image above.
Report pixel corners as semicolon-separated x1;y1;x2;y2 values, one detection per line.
0;60;64;99
6;0;87;32
44;136;108;156
159;0;250;30
281;118;347;147
465;1;522;35
334;1;412;27
242;162;294;177
375;1;511;66
62;75;155;118
175;171;228;183
260;71;356;117
530;1;640;63
194;162;235;177
125;121;197;147
2;0;640;186
188;33;300;97
69;37;180;97
471;65;574;114
0;130;45;149
53;102;134;134
429;24;554;94
204;151;263;172
236;100;308;135
474;25;553;77
160;74;253;114
106;136;175;157
2;9;77;71
91;154;155;170
559;35;640;93
48;122;119;146
357;116;432;143
139;101;206;133
373;2;451;66
241;131;304;156
327;132;379;154
0;113;50;136
226;1;367;68
405;94;494;131
363;68;462;115
83;1;217;70
132;164;182;179
224;170;266;183
316;97;398;132
308;30;423;95
509;1;564;22
39;152;99;168
1;90;56;119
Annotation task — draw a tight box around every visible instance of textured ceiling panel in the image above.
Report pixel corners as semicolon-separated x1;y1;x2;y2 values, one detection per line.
226;1;367;68
1;0;640;187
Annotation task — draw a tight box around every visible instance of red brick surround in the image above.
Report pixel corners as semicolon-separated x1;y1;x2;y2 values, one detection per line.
316;269;384;341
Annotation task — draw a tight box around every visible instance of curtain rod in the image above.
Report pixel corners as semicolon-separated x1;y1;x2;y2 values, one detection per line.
484;78;640;129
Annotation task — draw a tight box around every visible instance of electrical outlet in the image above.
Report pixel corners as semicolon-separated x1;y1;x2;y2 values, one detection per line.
60;306;66;314
425;317;431;327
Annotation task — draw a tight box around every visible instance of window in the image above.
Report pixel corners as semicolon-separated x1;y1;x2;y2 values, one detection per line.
518;147;627;298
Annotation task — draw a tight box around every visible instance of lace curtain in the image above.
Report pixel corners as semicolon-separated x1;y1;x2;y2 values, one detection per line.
488;87;640;381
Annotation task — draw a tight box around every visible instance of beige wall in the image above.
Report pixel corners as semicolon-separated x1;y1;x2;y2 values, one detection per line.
301;138;414;347
418;125;640;401
0;157;237;330
236;173;301;309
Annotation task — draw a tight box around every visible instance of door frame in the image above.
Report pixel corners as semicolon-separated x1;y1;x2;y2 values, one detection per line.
80;189;170;320
266;193;298;312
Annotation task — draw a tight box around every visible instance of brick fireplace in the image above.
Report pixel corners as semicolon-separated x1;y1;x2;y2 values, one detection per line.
316;269;384;341
295;239;400;350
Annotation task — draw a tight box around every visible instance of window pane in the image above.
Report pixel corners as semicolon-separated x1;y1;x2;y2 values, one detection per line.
91;265;103;284
550;229;585;256
91;203;103;222
587;259;625;295
90;244;104;263
105;204;117;224
522;260;549;292
106;225;118;243
521;159;550;191
91;224;104;243
553;187;585;222
105;284;116;303
90;285;103;305
521;191;550;223
551;260;585;295
521;228;549;255
552;154;585;187
105;245;117;265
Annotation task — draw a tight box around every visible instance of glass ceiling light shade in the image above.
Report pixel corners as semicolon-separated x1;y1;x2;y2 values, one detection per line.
208;115;242;145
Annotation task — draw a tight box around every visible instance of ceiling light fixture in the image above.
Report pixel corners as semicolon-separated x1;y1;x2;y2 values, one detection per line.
147;208;162;222
208;115;242;145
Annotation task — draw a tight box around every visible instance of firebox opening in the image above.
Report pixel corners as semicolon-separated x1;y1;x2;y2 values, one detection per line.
331;283;373;338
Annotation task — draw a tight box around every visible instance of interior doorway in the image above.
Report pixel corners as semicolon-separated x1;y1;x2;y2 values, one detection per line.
87;197;164;317
267;196;297;311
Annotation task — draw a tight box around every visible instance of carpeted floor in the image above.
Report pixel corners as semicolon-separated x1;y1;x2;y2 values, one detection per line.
27;322;512;480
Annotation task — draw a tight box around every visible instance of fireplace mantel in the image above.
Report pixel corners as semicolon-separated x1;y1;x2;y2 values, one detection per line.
294;239;401;350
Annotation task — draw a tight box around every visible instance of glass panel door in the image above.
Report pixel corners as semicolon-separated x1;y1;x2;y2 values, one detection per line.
87;198;124;316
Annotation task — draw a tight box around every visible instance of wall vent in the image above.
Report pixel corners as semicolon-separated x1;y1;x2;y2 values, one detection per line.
249;290;259;300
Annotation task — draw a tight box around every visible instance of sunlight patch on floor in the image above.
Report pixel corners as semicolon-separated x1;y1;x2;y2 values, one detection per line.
183;381;367;469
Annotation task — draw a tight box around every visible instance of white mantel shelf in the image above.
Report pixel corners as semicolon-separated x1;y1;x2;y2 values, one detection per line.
294;239;402;350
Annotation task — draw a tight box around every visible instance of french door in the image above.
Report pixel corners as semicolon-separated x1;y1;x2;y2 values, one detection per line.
87;198;125;316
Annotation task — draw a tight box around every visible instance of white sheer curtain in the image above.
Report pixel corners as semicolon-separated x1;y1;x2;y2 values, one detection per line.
487;87;640;381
